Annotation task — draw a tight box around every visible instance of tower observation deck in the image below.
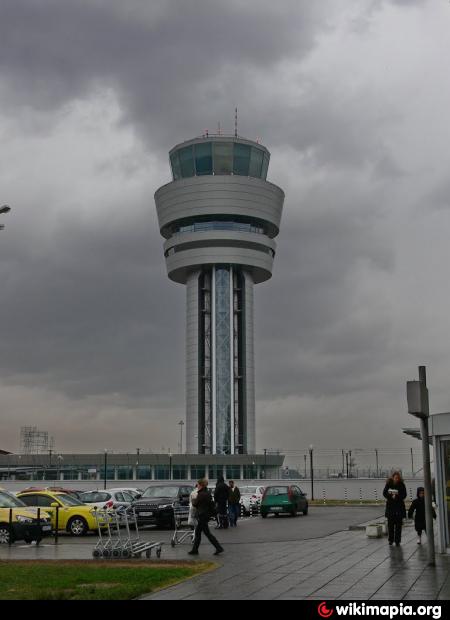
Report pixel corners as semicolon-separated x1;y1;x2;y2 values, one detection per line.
155;134;284;455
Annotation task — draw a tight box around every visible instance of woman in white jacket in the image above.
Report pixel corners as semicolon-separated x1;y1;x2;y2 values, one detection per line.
188;486;198;528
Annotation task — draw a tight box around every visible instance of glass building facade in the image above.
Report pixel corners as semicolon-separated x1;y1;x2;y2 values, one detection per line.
199;265;245;456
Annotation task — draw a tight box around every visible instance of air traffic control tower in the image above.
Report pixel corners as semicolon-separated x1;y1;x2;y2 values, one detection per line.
155;133;284;455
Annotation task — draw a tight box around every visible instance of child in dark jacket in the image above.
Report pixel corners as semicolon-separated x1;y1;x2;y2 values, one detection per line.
408;487;436;545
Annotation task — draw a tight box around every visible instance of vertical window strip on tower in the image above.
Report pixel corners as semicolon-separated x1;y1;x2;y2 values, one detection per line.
199;270;212;454
214;266;232;455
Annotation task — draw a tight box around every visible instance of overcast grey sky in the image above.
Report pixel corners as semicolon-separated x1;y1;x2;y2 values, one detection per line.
0;0;449;467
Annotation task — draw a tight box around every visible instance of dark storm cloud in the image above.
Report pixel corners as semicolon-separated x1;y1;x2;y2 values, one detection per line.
0;196;185;405
0;0;329;151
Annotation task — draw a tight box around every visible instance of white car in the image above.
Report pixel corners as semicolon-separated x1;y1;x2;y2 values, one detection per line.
108;487;144;499
239;485;266;515
78;489;136;510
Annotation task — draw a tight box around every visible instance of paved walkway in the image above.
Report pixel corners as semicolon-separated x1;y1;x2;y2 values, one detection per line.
1;507;449;600
143;526;450;600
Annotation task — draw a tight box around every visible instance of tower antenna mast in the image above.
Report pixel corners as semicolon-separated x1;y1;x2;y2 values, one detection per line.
234;107;238;137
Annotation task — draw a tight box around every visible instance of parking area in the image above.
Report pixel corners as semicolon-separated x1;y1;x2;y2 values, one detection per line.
0;506;382;560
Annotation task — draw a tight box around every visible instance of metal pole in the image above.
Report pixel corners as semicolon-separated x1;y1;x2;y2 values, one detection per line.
346;452;349;479
410;447;414;477
309;448;314;500
264;449;267;479
418;366;435;566
304;454;307;479
103;450;107;491
375;449;379;478
342;449;345;476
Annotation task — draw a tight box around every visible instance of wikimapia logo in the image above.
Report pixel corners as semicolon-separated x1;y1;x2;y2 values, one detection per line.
317;603;442;620
318;603;334;618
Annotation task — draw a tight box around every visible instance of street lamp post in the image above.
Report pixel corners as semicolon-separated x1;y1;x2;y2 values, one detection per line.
309;445;314;501
169;452;172;481
0;205;11;231
263;448;267;479
57;455;63;481
375;449;379;478
103;450;108;490
178;420;184;454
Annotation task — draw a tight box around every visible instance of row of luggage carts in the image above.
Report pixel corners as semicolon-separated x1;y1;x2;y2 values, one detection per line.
92;506;163;559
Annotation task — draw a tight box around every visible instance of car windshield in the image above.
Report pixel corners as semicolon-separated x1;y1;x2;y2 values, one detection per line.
0;491;27;508
55;493;84;506
266;487;289;496
142;487;181;499
240;487;258;495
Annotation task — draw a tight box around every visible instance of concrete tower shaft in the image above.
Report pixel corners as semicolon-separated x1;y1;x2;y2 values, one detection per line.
154;135;284;455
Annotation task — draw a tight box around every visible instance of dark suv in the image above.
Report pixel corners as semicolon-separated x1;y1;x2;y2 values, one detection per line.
132;485;194;529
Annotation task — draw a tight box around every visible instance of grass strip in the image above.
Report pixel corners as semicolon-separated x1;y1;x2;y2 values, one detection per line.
0;560;214;600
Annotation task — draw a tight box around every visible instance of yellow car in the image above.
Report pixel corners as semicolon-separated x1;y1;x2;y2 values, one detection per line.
0;489;52;544
17;489;103;536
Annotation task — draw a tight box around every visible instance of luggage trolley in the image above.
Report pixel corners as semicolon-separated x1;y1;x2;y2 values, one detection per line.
171;503;194;548
124;506;163;559
92;508;115;559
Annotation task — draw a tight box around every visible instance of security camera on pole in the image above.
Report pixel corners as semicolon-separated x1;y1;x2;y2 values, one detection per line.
406;366;435;565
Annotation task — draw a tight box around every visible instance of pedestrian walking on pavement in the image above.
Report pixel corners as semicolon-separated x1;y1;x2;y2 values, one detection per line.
214;476;230;529
228;481;241;527
383;471;407;547
408;486;436;545
189;479;224;557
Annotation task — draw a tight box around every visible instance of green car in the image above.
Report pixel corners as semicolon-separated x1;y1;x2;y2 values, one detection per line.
261;485;308;518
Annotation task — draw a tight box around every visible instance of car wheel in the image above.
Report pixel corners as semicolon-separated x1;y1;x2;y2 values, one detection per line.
24;537;33;544
0;524;12;544
291;509;298;517
303;506;308;516
68;516;88;536
261;513;267;519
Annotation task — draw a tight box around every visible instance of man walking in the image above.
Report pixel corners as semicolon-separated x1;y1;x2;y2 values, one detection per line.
228;481;241;527
189;479;224;556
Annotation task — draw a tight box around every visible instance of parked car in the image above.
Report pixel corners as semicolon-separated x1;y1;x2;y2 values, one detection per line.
260;485;308;518
17;489;105;536
19;486;86;501
239;485;266;515
0;489;52;544
79;489;136;510
132;485;194;529
108;487;144;499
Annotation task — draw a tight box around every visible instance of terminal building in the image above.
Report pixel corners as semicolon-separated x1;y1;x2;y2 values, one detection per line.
0;452;285;483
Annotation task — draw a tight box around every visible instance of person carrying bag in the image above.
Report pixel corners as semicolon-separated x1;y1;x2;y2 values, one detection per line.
383;471;407;547
188;479;224;557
